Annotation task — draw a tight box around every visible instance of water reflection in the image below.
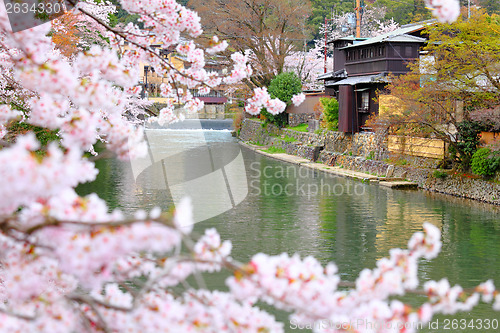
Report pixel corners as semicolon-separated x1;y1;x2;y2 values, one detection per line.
78;129;500;333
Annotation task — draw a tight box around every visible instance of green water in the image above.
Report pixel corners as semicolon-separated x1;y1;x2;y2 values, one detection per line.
78;129;500;332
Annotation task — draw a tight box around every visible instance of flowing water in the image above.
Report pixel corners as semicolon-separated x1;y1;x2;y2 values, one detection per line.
78;126;500;332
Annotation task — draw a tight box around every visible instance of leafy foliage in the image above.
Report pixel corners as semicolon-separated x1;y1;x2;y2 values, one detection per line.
232;111;245;136
108;0;142;27
454;120;485;169
422;12;500;110
50;12;81;57
471;148;500;177
373;0;432;24
432;169;448;179
261;72;302;127
6;121;59;147
374;12;500;169
477;0;500;15
320;97;339;131
307;0;353;40
268;72;303;105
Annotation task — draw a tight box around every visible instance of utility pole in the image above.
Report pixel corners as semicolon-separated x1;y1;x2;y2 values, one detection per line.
355;0;361;38
468;0;471;19
324;17;332;74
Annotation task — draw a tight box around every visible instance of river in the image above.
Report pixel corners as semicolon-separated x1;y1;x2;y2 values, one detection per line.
77;126;500;332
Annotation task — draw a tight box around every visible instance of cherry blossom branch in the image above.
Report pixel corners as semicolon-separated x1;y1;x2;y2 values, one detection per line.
0;308;36;321
19;215;175;235
68;293;133;313
67;294;113;333
72;2;224;91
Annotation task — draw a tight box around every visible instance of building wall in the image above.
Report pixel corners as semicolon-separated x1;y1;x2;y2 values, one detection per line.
287;93;328;114
344;43;420;76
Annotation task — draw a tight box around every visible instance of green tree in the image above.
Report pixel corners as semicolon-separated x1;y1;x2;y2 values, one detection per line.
108;0;141;27
320;97;339;130
373;11;500;169
453;120;486;169
308;0;353;39
477;0;500;15
262;72;302;127
422;12;500;109
373;0;432;24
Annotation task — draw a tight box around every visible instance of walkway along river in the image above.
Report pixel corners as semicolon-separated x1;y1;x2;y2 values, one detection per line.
77;125;500;332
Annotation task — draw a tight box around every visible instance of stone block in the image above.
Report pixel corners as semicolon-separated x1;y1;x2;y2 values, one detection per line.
308;119;320;133
386;165;395;178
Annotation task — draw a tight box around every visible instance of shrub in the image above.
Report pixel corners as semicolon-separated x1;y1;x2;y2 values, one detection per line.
261;72;302;128
432;170;448;179
320;97;339;131
233;111;244;136
268;72;302;104
453;120;485;170
471;148;500;177
6;121;59;147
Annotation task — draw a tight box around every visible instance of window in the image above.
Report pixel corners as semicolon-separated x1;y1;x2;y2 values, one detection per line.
347;51;353;61
361;92;370;110
405;46;413;57
378;46;385;56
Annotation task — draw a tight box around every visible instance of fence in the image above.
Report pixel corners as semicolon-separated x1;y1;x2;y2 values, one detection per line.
480;131;500;145
388;135;447;159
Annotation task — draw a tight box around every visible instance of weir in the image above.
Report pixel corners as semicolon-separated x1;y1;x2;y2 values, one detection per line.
147;119;234;131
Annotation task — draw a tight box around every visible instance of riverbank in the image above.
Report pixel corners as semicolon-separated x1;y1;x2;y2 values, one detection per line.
240;141;418;189
239;119;500;205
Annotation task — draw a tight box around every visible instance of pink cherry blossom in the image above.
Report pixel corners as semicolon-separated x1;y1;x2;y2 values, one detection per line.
0;0;494;331
245;87;286;116
426;0;460;23
206;36;229;55
291;93;306;107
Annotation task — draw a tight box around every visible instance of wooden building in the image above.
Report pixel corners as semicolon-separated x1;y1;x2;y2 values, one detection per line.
319;21;433;133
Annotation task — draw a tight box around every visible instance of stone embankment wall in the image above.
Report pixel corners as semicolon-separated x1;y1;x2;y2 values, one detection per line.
240;119;388;159
318;152;500;204
288;114;317;127
239;119;500;205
